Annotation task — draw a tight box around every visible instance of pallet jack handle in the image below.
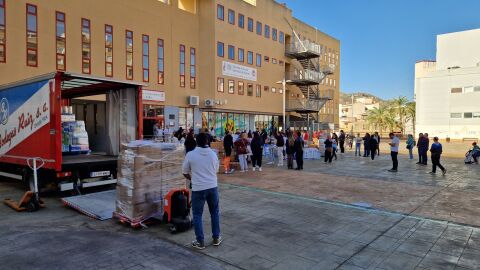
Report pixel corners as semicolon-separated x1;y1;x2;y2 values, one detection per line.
26;157;45;199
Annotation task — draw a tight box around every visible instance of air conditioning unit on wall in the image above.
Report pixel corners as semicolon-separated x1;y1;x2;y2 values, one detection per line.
188;96;199;106
204;99;215;107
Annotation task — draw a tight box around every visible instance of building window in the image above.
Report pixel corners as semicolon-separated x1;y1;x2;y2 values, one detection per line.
464;112;473;119
256;84;261;97
464;86;474;93
450;112;461;118
264;55;269;63
256;21;262;35
190;47;196;88
125;30;133;79
81;18;91;73
272;28;277;41
142;35;149;82
238;48;244;62
105;25;113;77
247;17;253;32
217;77;224;92
26;4;38;67
473;112;480;118
271;87;276;93
279;31;284;44
450;88;462;94
279;86;283;94
475;86;480;92
264;25;270;38
228;45;235;60
247;51;253;65
272;58;277;64
180;44;185;87
228;9;234;25
55;12;66;71
228;80;235;94
264;86;269;92
217;41;224;57
238;81;244;95
157;39;164;84
238;13;244;28
247;83;253;96
217;4;224;20
256;53;261;67
0;0;5;63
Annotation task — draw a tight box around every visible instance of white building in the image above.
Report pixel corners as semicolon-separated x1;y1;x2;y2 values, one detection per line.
415;29;480;140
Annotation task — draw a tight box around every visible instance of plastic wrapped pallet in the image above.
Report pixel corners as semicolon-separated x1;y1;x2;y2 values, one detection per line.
115;140;186;223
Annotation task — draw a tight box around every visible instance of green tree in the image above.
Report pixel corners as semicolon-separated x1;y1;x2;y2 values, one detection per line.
390;96;409;135
405;101;416;135
366;107;396;134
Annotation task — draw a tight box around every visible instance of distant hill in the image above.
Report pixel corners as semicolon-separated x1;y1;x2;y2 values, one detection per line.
340;92;386;105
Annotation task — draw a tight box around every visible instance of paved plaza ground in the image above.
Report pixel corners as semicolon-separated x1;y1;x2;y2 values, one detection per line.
0;149;479;269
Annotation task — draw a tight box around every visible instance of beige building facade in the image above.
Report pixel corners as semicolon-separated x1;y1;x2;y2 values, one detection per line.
0;0;340;138
339;96;380;135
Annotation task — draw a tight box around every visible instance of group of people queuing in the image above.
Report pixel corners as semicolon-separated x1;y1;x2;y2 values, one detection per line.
350;132;381;159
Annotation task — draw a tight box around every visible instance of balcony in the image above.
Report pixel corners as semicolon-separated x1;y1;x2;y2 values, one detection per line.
285;40;322;60
285;69;324;86
321;64;336;75
286;98;328;113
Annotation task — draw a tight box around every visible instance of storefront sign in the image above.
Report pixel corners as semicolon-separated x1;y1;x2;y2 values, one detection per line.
142;90;165;102
222;61;257;81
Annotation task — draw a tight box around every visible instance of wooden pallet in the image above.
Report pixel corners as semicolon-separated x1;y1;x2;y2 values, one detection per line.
113;211;163;228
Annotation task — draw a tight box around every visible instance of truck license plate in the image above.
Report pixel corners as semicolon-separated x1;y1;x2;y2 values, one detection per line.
90;171;110;177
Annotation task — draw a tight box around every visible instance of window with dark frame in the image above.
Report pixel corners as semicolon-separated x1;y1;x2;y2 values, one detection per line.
256;84;261;97
264;55;269;63
272;28;277;41
55;11;66;71
247;83;253;96
256;53;261;67
256;21;262;35
228;9;235;25
217;4;224;20
0;0;5;62
228;80;234;94
26;4;38;67
238;13;244;28
450;88;462;93
217;77;224;92
264;24;270;38
157;39;164;84
81;18;91;73
247;17;253;32
190;47;196;88
272;87;276;93
238;81;244;95
279;31;284;44
180;44;185;87
238;48;244;62
217;41;224;57
264;86;269;92
142;35;149;82
105;25;113;77
125;30;133;79
247;51;253;65
228;45;235;60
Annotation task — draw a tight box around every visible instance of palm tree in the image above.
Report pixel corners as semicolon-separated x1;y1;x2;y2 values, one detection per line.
390;96;409;135
405;101;416;135
366;107;397;134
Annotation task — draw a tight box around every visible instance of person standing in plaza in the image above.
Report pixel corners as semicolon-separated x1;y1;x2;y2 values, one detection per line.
275;132;285;167
234;132;249;172
294;131;304;170
354;133;362;156
182;133;221;250
250;132;264;171
374;132;381;156
339;130;346;153
406;134;415;160
388;132;400;172
324;135;334;163
285;131;295;169
363;133;371;157
423;133;430;165
429;137;446;175
184;131;197;154
416;133;424;164
332;133;339;160
223;130;234;174
370;133;378;160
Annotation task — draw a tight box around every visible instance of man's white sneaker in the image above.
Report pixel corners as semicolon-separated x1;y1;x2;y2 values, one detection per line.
258;167;262;172
252;167;256;171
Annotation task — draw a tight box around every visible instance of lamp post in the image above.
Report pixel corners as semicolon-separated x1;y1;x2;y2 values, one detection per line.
276;79;288;132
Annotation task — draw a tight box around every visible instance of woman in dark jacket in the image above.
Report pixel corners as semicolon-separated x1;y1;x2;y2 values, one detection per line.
285;131;295;169
369;134;378;160
250;132;264;171
294;131;304;170
324;135;333;163
363;133;371;157
223;131;234;174
184;132;196;154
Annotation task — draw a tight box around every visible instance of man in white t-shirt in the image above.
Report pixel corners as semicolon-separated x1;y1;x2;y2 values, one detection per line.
388;132;400;172
182;133;221;250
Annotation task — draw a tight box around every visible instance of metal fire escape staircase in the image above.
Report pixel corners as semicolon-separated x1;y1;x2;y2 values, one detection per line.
284;23;335;131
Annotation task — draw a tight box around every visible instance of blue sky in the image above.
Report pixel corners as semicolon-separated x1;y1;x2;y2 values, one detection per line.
281;0;480;100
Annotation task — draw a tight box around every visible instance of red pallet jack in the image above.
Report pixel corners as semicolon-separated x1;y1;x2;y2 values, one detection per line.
4;158;45;212
163;188;192;233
